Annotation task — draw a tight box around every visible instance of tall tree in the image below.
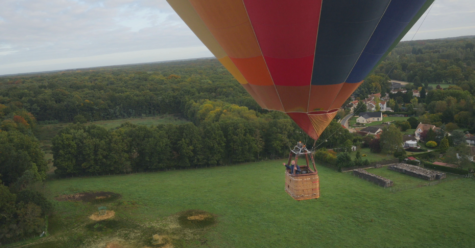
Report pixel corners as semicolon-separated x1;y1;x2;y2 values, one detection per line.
354;101;367;115
379;124;403;154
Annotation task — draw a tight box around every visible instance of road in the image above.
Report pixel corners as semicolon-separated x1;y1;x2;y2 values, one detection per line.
341;113;353;129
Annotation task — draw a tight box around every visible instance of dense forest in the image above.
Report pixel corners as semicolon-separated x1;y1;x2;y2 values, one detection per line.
355;37;475;97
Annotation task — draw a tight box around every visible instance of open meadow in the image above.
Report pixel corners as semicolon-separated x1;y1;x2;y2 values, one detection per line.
12;160;475;248
349;116;408;128
37;115;189;142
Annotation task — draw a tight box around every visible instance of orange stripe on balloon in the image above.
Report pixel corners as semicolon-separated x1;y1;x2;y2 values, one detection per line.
231;56;274;86
308;111;338;138
275;85;309;112
167;0;227;58
287;113;318;140
218;56;248;85
250;85;284;111
241;84;266;109
188;0;261;59
308;84;344;112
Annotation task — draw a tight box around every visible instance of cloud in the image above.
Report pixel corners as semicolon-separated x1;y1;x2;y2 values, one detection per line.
402;0;475;40
0;0;203;75
0;0;474;75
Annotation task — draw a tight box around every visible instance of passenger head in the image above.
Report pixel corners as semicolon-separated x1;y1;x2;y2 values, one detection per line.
291;160;295;165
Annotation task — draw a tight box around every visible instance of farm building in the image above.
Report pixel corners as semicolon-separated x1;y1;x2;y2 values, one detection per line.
415;123;438;141
359;126;382;136
356;112;382;124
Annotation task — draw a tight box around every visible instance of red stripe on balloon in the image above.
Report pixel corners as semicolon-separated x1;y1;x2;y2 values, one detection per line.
243;0;322;86
287;113;319;140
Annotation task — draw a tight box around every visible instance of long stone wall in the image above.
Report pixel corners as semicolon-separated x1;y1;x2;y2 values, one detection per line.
388;163;446;181
353;169;393;187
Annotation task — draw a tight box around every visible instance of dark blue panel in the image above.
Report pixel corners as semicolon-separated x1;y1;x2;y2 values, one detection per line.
311;0;391;85
346;0;427;83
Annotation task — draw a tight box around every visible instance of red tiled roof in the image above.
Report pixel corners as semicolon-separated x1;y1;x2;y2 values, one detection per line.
407;157;417;160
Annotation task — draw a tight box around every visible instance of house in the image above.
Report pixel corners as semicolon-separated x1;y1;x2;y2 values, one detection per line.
390;88;407;94
412;90;420;97
456;146;475;162
368;93;381;99
404;140;418;148
404;156;421;165
349;100;359;111
390;81;403;90
403;134;418;148
466;134;475;146
359;126;383;136
356;112;383;124
366;101;376;111
381;93;390;102
415;122;438;141
379;101;387;111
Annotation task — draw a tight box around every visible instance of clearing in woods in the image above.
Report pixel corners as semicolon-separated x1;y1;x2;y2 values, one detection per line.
37;115;189;173
13;160;475;248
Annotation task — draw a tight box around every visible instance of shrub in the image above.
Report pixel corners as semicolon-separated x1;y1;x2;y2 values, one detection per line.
426;141;437;148
407;147;427;152
369;139;381;153
423;162;469;175
393;149;407;158
336;152;354;168
314;150;337;165
73;114;87;124
16;190;53;215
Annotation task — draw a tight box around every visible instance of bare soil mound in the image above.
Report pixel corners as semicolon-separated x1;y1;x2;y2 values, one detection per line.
178;210;215;229
55;191;121;203
89;210;115;221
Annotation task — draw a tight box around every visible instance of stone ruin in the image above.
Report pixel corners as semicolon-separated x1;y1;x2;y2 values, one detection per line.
353;169;393;187
388;163;446;181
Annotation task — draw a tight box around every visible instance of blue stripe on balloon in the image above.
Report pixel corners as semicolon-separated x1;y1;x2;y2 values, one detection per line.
311;0;391;86
346;0;427;83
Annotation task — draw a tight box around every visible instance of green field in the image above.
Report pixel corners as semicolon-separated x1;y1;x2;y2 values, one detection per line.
428;83;451;89
349;116;408;128
350;148;394;162
14;160;475;248
37;115;189;142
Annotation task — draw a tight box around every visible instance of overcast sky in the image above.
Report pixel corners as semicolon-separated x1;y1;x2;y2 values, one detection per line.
0;0;474;76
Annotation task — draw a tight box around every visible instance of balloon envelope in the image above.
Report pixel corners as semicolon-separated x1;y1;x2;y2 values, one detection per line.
168;0;434;140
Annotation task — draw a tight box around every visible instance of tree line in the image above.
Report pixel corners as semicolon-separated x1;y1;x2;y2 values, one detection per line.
52;99;353;177
0;113;51;244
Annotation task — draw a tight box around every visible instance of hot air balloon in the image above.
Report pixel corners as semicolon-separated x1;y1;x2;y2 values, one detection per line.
167;0;433;200
168;0;433;140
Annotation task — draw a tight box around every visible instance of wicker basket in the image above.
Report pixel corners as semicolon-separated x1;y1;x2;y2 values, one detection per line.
285;167;320;201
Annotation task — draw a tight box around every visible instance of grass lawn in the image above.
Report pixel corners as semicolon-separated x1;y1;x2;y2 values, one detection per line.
366;167;457;190
12;160;475;248
351;148;393;162
428;83;451;89
403;128;416;135
349;116;409;128
36;115;189;142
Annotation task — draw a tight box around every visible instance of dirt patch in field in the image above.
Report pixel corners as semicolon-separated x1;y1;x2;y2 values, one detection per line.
151;234;173;247
178;210;216;229
89;210;115;221
106;242;123;248
55;191;121;203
